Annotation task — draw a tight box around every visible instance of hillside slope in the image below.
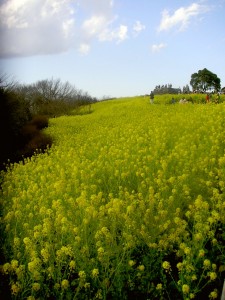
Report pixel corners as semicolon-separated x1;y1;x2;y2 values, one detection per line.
1;96;225;299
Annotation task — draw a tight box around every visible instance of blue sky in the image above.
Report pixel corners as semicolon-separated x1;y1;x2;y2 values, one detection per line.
0;0;225;98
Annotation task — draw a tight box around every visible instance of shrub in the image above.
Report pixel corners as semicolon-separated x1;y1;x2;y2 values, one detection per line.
0;88;32;168
0;89;53;169
22;132;53;157
29;115;49;130
36;101;80;117
20;124;39;146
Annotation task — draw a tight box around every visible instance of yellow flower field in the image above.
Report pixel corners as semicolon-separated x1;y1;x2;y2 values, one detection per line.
1;96;225;299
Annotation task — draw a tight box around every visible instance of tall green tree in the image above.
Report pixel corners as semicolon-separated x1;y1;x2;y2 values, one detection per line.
190;68;221;92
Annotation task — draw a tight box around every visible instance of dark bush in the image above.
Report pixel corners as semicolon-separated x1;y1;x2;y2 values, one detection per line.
36;101;78;117
20;124;39;145
29;115;49;130
0;88;32;168
0;88;52;170
22;132;53;158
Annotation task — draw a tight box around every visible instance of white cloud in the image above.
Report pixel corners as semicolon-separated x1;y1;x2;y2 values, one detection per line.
62;18;75;38
0;0;76;57
133;21;145;35
0;0;140;58
78;0;114;13
0;0;31;29
99;25;128;43
151;43;167;53
82;15;108;37
117;25;128;42
158;2;210;32
78;43;90;55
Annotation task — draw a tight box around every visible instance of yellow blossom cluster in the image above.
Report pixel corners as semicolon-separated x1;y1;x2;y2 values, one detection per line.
1;97;225;299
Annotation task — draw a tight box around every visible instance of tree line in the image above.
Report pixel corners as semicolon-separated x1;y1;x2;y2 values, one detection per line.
153;84;182;95
153;68;223;95
0;75;97;170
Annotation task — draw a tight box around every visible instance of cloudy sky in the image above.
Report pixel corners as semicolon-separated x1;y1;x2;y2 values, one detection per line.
0;0;224;98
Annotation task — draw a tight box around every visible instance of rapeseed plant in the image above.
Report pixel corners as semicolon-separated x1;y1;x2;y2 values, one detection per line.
1;96;225;299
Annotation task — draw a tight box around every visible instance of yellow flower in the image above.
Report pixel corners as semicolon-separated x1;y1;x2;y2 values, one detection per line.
28;258;41;273
11;282;20;295
84;282;91;289
128;260;136;267
184;247;191;255
97;247;104;254
162;261;171;271
194;233;203;241
47;266;54;278
3;263;12;274
176;262;183;271
34;231;41;239
191;274;197;281
27;296;35;300
95;289;103;299
14;237;20;247
208;272;217;281
11;260;19;271
179;242;187;250
101;227;109;235
61;246;73;256
198;249;205;257
23;237;32;246
185;210;191;218
54;283;60;290
41;248;50;263
92;268;99;278
137;265;145;271
32;271;41;281
69;260;76;270
209;289;218;299
182;284;190;294
32;282;41;292
203;259;211;269
15;265;25;279
174;217;181;225
79;270;86;279
75;236;81;243
156;283;163;290
61;279;69;289
212;238;217;245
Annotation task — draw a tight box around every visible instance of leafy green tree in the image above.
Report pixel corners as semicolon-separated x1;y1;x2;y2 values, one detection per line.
190;68;221;92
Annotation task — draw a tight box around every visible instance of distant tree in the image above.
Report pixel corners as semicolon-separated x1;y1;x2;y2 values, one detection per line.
16;78;96;116
0;73;19;91
23;78;78;111
183;84;190;94
153;84;181;95
190;68;221;92
221;87;225;94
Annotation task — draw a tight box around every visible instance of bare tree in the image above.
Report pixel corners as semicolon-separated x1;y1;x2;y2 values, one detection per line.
1;76;96;116
31;78;78;102
0;73;19;91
